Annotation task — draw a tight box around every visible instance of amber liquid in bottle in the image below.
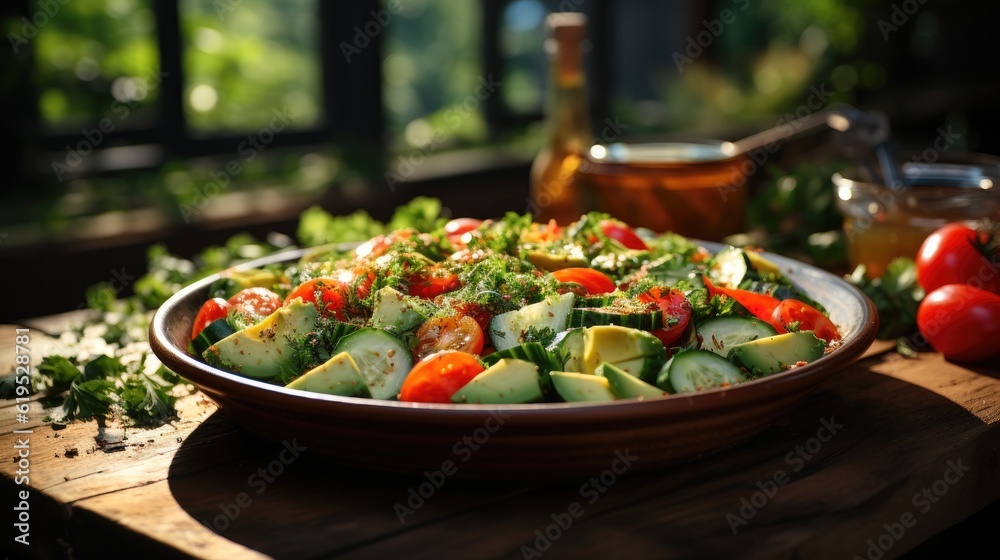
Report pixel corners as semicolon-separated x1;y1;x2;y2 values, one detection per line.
529;13;592;225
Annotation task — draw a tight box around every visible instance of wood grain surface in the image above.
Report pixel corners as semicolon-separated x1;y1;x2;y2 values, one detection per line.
2;324;998;560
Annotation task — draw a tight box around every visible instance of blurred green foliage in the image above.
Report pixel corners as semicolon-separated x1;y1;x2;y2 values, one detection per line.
34;0;159;127
180;0;321;131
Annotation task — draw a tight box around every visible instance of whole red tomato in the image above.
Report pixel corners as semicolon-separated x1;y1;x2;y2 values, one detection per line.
917;284;1000;362
916;223;1000;294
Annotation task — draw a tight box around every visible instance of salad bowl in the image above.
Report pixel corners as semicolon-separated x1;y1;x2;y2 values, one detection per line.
150;241;877;478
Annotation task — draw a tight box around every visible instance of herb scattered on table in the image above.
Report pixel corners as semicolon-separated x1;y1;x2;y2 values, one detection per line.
3;196;452;428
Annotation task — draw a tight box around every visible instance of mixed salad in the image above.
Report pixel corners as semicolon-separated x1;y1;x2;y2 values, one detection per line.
188;212;841;404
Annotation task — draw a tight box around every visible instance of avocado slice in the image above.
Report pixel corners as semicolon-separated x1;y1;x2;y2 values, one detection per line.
581;325;666;382
727;331;826;376
526;250;588;271
285;352;371;397
451;359;543;404
550;371;617;402
598;362;666;400
203;299;318;379
370;286;433;334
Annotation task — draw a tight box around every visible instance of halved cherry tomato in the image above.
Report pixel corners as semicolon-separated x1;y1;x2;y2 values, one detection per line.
337;266;376;300
399;350;486;403
704;276;784;332
455;301;493;336
771;299;840;342
444;218;483;245
523;219;562;243
285;277;349;320
638;286;692;346
600;219;648;251
228;287;281;321
550;268;616;295
191;298;231;340
408;266;461;299
413;315;485;360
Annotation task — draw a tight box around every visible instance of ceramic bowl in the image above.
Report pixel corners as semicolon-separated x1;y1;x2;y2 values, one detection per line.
149;243;877;478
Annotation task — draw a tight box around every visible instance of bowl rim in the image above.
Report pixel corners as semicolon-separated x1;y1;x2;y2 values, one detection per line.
149;242;878;423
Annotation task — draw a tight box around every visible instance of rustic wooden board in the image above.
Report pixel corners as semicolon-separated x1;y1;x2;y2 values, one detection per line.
2;325;997;559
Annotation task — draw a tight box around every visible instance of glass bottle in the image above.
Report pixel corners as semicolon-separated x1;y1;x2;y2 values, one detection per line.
529;12;592;225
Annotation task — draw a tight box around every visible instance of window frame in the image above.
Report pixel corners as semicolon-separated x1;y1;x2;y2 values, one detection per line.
33;0;613;177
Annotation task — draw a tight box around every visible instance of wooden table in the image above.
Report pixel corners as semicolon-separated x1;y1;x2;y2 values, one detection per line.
2;315;999;560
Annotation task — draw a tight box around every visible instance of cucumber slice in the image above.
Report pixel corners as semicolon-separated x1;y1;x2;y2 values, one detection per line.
189;318;237;357
657;349;747;393
332;328;414;399
488;293;575;351
547;328;586;372
598;362;666;400
696;316;777;356
568;308;663;330
575;294;618;308
709;246;750;288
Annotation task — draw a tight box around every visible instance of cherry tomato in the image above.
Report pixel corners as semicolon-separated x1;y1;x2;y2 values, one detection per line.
227;287;281;321
408;266;461;299
550;268;616;295
523;220;562;243
286;277;349;320
399;350;486;403
600;219;648;250
771;299;840;342
916;223;1000;294
413;315;485;360
638;286;692;346
444;218;483;245
191;298;231;340
455;301;493;336
339;266;376;300
704;276;784;332
917;284;1000;362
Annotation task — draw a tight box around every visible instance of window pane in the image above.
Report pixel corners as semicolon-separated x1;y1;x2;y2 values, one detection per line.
180;0;321;133
33;0;159;130
382;0;483;150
